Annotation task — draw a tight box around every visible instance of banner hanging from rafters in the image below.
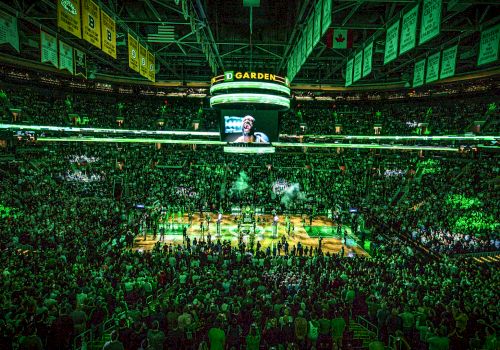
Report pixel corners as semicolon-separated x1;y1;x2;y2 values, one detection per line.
425;51;440;83
399;5;418;55
139;44;148;78
128;33;139;72
148;51;155;82
100;9;116;59
0;10;19;52
353;50;363;82
74;48;87;78
440;45;458;79
82;0;101;49
322;0;332;36
362;41;373;78
313;0;322;46
384;20;400;64
57;0;81;38
307;15;314;56
59;40;74;74
478;24;500;66
40;31;58;68
413;59;425;87
419;0;442;45
345;58;353;87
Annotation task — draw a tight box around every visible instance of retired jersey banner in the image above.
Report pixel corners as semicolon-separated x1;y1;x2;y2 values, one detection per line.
419;0;441;45
440;45;458;79
413;59;425;87
425;51;440;83
353;50;363;82
478;25;500;66
58;40;74;74
307;16;314;56
301;37;307;65
322;0;332;36
0;10;19;52
139;44;148;77
40;31;58;68
128;33;139;72
345;58;353;87
400;5;419;55
384;20;400;64
57;0;81;38
313;0;322;46
362;41;373;78
74;48;87;78
100;10;116;59
82;0;101;49
148;51;155;82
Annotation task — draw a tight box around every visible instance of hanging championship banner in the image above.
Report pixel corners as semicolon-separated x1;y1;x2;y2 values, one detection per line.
0;10;20;52
74;48;87;78
384;20;400;64
345;58;353;87
425;51;440;83
100;10;116;59
128;33;139;72
440;45;458;79
322;0;332;36
413;59;425;87
307;16;314;56
301;37;307;65
148;51;155;82
57;0;81;38
353;50;363;82
400;5;419;55
58;40;74;74
419;0;442;45
478;25;500;66
362;41;373;77
40;31;58;68
82;0;101;49
139;44;148;78
313;0;322;46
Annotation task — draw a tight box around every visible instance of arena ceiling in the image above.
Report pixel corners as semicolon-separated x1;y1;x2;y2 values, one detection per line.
0;0;499;87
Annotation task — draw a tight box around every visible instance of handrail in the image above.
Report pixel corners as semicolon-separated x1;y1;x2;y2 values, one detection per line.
356;315;379;339
73;327;93;350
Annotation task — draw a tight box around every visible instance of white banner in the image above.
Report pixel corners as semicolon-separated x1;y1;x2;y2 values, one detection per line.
345;58;353;87
440;45;458;79
413;59;425;87
58;40;74;74
0;10;19;52
362;41;373;78
322;0;332;36
420;0;442;45
400;5;418;55
41;31;58;68
353;50;363;82
425;51;440;83
384;20;400;64
478;25;500;66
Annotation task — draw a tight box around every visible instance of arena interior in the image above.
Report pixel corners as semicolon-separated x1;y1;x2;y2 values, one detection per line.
0;0;499;349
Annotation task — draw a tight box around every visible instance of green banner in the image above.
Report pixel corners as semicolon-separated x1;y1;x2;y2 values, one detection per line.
41;31;58;68
345;58;353;87
0;10;19;52
400;5;418;55
419;0;441;45
413;59;425;87
425;51;440;83
58;40;74;74
440;45;458;79
362;41;373;77
301;36;307;65
384;20;400;64
314;0;322;46
322;0;332;36
307;16;314;56
74;48;87;78
353;50;363;82
478;24;500;66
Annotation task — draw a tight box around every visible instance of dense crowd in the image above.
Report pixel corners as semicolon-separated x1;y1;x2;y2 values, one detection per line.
0;142;498;350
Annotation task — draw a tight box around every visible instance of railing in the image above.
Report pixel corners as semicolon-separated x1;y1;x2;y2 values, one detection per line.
356;315;379;339
455;250;500;258
73;327;93;350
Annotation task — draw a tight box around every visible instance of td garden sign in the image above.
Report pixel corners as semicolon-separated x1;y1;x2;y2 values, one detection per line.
211;71;289;86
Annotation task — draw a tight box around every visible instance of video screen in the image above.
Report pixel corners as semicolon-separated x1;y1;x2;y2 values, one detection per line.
221;110;278;143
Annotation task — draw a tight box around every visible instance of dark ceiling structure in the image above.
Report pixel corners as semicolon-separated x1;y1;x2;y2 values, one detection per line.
0;0;499;87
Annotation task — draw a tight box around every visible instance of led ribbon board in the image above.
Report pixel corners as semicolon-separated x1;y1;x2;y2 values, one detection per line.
210;81;291;96
210;94;290;109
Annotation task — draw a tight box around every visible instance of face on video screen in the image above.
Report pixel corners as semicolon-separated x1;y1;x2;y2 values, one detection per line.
221;110;278;143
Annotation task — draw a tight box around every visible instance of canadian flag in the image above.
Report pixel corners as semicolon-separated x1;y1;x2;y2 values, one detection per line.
327;28;353;49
